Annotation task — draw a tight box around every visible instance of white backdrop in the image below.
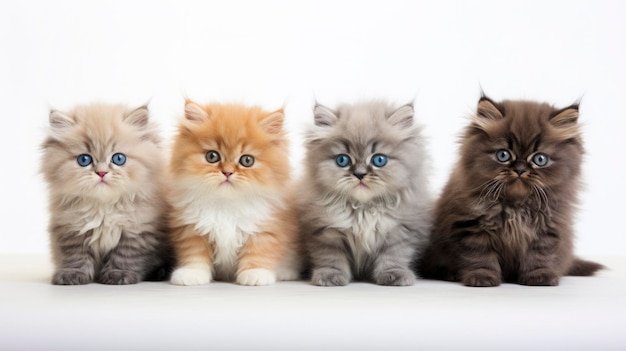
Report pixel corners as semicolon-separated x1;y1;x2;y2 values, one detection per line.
1;0;624;255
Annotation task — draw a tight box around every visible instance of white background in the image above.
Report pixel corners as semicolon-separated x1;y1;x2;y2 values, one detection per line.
1;1;624;256
1;2;625;350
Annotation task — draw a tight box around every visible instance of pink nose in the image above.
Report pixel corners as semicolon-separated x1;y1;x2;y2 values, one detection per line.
222;171;232;178
96;171;108;178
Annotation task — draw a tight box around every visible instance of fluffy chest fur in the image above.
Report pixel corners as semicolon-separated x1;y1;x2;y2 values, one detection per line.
55;197;147;260
479;203;546;253
327;201;397;254
172;185;278;277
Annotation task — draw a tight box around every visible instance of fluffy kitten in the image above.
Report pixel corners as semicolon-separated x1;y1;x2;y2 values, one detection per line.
418;96;603;287
299;101;432;286
41;103;172;285
168;101;301;286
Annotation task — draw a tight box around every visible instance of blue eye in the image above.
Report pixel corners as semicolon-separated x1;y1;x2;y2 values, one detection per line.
496;149;511;163
112;153;126;166
77;154;92;167
335;154;351;168
206;150;220;163
239;155;255;167
371;154;388;167
532;153;549;167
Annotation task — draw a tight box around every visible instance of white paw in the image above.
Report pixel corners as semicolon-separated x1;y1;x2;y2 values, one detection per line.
236;268;276;286
170;267;212;286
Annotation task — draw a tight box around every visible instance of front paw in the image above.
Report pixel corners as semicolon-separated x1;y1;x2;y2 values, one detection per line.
462;269;501;287
519;268;559;286
236;268;276;286
52;269;92;285
374;268;416;286
98;269;140;285
170;267;212;286
311;268;350;287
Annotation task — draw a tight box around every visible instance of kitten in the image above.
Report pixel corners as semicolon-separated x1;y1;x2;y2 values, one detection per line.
418;96;604;287
41;103;172;285
299;101;432;286
168;101;301;286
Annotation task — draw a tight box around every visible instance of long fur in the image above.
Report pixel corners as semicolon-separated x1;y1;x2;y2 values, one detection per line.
168;101;301;286
41;103;173;285
417;97;604;287
299;101;432;286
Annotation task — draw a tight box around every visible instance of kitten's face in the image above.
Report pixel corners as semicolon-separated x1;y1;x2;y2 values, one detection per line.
42;104;163;202
170;102;289;195
463;98;583;203
307;102;418;203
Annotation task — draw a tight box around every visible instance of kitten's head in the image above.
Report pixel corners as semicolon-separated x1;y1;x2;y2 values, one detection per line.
41;103;163;202
170;101;289;196
462;95;583;204
305;101;425;204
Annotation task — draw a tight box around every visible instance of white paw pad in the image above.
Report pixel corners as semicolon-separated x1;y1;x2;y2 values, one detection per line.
170;267;212;286
236;268;276;286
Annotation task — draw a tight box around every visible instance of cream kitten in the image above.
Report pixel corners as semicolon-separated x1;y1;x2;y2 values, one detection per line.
41;103;172;285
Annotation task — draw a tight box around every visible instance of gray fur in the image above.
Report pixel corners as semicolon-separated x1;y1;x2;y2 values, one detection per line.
42;103;173;285
299;101;432;286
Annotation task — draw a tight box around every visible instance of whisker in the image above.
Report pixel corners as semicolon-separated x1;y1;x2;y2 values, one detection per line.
472;179;502;206
529;182;551;213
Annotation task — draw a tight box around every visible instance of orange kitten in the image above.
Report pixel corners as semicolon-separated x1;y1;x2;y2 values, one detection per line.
168;101;301;286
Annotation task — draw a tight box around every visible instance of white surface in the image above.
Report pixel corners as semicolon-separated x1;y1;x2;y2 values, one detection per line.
0;254;623;350
0;0;625;256
1;3;625;348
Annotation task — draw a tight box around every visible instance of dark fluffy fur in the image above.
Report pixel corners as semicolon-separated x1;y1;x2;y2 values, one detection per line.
418;96;603;287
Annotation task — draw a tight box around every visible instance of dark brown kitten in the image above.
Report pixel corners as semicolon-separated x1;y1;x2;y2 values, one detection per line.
418;96;603;287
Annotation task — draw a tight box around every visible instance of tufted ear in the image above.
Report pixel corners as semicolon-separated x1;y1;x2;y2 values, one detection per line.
49;110;75;134
476;96;504;120
387;104;414;128
259;109;284;134
313;104;338;127
124;105;149;128
184;100;209;123
550;104;579;127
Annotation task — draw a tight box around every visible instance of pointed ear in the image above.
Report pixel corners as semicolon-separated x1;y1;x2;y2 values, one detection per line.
49;110;75;133
387;104;414;128
184;100;209;123
477;96;504;120
313;104;338;127
124;105;149;128
550;104;579;127
259;109;284;135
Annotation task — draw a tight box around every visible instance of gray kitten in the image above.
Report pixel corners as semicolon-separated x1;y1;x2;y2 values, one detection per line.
299;101;432;286
41;103;173;285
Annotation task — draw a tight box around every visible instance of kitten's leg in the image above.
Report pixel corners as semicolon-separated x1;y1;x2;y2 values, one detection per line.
458;232;502;287
309;229;352;287
170;225;213;286
274;252;302;282
371;235;416;286
98;231;163;285
51;231;96;285
236;231;283;286
272;206;302;282
518;231;560;286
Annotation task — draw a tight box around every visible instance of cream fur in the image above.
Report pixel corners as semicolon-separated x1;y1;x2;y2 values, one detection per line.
41;103;171;285
236;268;276;286
170;267;212;286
